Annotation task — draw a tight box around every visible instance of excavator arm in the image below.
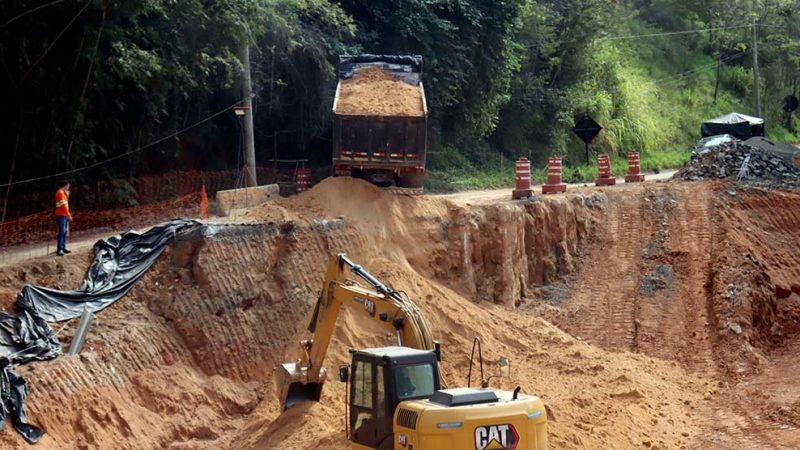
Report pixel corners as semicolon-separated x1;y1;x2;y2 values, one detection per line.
276;254;435;409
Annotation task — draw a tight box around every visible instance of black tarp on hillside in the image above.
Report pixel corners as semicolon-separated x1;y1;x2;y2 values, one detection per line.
701;112;765;139
0;218;198;444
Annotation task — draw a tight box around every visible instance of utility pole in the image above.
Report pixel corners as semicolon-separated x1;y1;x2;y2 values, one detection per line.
240;42;258;187
752;18;762;118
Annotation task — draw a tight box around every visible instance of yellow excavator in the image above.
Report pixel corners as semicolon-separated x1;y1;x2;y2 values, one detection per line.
276;254;547;449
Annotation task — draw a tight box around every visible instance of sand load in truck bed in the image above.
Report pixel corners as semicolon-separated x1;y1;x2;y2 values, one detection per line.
335;67;424;117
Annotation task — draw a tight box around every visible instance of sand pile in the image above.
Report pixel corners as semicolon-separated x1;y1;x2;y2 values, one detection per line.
246;177;445;222
335;67;425;117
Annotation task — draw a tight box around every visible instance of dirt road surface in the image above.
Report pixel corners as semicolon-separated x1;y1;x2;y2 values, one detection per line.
435;169;676;205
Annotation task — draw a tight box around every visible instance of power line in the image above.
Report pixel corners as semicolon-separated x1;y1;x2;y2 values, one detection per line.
0;0;67;30
757;24;799;32
0;98;248;189
651;51;747;87
658;52;745;86
21;0;92;81
599;24;750;41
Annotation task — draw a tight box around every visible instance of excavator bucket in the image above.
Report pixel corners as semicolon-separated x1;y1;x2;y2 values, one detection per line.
276;362;326;410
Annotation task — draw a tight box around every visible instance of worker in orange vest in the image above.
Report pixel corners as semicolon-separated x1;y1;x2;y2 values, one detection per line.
54;181;72;256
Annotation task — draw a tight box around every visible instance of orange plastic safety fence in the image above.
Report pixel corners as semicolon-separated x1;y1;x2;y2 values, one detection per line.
0;166;316;249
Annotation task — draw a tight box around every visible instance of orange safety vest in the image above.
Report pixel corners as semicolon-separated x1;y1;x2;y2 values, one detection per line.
54;189;70;217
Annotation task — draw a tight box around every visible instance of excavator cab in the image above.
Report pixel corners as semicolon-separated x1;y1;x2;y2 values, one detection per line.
341;347;441;450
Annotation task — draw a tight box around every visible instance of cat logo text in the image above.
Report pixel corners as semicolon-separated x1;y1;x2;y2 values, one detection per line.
474;424;519;450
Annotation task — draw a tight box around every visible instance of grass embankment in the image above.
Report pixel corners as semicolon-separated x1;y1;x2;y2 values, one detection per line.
426;18;797;193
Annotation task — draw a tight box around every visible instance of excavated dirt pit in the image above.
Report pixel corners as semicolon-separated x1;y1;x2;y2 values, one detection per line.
0;177;799;449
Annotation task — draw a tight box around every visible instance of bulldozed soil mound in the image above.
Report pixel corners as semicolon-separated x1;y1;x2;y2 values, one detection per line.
1;177;799;449
335;67;425;117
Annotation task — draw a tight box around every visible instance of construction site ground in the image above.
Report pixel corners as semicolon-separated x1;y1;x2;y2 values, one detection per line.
0;174;798;449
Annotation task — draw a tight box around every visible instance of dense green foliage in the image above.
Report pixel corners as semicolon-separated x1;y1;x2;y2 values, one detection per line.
1;0;799;196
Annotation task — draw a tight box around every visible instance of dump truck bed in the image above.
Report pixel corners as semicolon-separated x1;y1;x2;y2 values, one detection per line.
331;55;428;192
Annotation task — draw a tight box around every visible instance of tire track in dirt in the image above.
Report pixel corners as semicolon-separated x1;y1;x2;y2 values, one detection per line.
571;190;644;351
665;184;717;374
557;183;797;448
698;407;800;449
564;185;718;372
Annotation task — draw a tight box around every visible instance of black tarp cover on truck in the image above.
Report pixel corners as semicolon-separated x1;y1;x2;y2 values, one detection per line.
338;54;423;85
0;219;198;444
701;112;765;139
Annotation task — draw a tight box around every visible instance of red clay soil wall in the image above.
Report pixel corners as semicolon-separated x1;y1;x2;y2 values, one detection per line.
0;179;712;450
710;187;800;372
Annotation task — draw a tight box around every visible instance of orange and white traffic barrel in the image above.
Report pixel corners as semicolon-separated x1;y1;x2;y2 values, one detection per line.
542;157;567;194
624;151;645;182
512;157;534;199
296;168;312;193
594;154;616;186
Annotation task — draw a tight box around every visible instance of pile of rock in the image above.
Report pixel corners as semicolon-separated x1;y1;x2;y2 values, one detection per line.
673;140;800;186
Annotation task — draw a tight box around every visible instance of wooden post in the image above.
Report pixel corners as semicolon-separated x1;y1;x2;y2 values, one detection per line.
240;42;257;187
752;18;762;118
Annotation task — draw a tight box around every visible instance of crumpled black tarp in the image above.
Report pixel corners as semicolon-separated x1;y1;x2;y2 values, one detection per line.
0;358;42;444
338;54;423;85
0;218;198;444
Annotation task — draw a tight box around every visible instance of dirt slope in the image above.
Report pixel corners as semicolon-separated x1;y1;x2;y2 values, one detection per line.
540;184;718;372
698;186;800;448
0;178;714;449
531;181;800;449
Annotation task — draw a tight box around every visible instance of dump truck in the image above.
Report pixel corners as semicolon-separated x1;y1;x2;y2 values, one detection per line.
276;254;548;449
332;55;427;194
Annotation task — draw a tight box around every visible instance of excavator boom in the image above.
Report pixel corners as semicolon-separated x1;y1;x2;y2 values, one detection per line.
276;254;434;409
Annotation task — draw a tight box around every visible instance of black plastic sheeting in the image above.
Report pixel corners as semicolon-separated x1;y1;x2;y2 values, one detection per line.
0;218;198;444
701;112;765;139
338;54;423;85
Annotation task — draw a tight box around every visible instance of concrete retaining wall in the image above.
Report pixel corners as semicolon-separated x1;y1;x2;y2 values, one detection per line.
215;184;279;216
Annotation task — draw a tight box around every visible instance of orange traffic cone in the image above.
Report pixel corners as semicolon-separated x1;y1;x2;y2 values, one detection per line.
200;184;209;219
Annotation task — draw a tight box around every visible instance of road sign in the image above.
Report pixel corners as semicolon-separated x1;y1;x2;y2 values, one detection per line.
573;115;602;163
573;115;602;143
